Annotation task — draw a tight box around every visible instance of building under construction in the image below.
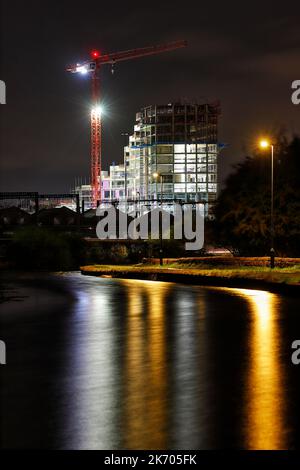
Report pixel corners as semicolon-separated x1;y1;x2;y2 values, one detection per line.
125;101;221;204
74;100;221;212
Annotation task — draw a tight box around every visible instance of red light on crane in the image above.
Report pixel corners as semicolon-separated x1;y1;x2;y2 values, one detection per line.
91;50;100;59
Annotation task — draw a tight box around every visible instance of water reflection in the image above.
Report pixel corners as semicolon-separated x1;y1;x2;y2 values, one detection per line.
2;274;298;449
170;289;208;448
121;280;169;449
222;288;286;449
61;278;121;449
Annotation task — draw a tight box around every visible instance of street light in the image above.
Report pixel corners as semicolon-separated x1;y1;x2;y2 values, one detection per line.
259;139;275;269
153;172;164;266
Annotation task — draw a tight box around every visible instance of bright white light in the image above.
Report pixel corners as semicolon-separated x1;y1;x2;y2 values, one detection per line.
76;65;88;75
91;105;103;116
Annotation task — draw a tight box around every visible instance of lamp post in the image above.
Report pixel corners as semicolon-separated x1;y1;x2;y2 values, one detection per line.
259;140;275;269
153;172;163;266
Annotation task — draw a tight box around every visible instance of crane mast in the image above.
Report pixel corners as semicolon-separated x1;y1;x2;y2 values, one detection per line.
67;40;187;208
91;70;101;207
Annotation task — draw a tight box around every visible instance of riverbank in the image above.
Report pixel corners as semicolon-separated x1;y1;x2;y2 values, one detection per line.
80;262;300;295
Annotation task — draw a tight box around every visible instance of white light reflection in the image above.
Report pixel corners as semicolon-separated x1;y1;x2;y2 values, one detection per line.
171;287;207;448
61;278;119;449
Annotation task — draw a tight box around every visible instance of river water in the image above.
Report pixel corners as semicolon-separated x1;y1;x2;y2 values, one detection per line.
1;272;300;449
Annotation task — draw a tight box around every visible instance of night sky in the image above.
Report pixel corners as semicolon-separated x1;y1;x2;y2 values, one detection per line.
1;0;300;193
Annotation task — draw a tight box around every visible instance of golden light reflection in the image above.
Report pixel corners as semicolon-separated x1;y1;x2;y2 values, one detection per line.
121;280;170;449
225;288;286;449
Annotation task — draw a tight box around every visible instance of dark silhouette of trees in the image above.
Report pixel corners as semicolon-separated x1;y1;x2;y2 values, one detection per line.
214;136;300;256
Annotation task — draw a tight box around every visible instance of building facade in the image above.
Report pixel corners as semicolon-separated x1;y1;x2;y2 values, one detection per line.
109;164;125;200
125;102;220;204
74;101;221;212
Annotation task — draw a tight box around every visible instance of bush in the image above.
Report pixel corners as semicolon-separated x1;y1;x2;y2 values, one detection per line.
8;227;85;270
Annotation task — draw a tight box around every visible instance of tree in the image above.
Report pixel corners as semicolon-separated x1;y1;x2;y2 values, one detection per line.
214;136;300;256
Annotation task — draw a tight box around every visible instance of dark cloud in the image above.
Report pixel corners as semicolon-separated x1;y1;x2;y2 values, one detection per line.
1;0;300;191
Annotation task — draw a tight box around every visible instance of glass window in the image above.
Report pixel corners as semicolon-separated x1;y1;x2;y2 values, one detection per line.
187;175;196;183
187;183;196;193
174;144;185;153
208;174;217;182
197;144;206;153
187;164;196;172
198;164;207;172
157;164;173;173
174;155;185;163
174;183;185;192
157;145;173;154
187;155;196;162
174;164;185;173
165;182;173;189
162;175;173;183
208;183;217;192
186;144;196;153
174;174;186;183
197;174;206;182
157;155;173;164
197;155;207;163
197;183;207;192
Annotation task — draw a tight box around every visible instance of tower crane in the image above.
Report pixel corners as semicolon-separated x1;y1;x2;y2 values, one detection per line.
67;40;187;207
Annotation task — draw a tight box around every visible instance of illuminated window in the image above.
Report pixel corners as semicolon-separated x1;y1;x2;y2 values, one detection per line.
187;183;196;193
197;174;206;182
174;144;185;153
174;164;185;173
198;164;207;172
187;164;196;172
187;175;196;182
208;183;217;192
197;183;207;192
208;174;217;182
186;144;196;153
197;144;206;153
174;183;185;192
